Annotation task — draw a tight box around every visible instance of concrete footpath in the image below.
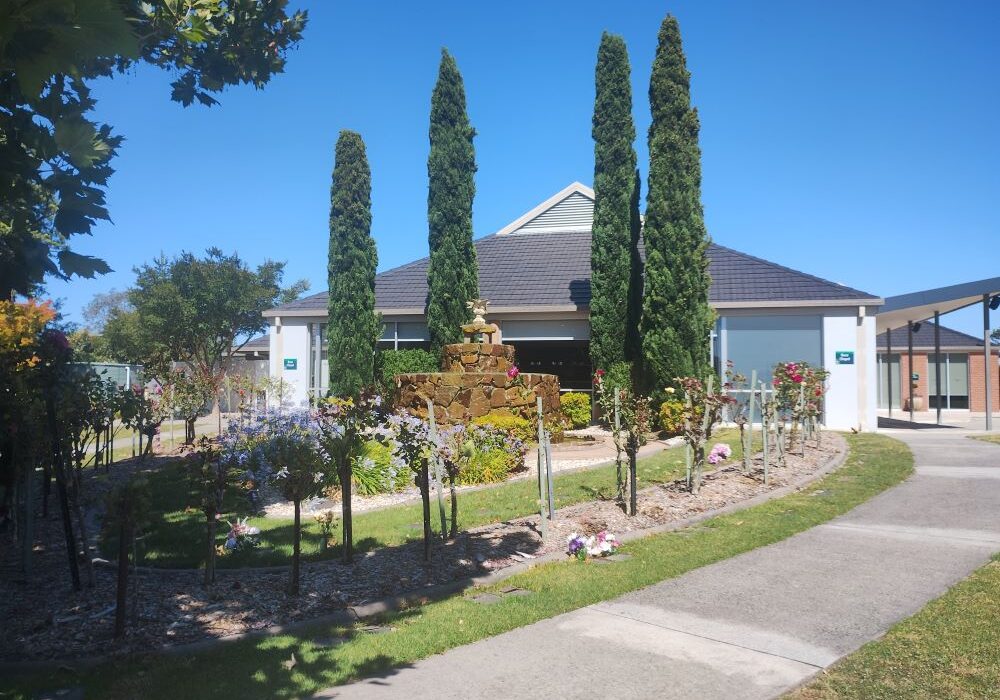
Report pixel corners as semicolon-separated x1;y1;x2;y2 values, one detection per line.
317;430;1000;700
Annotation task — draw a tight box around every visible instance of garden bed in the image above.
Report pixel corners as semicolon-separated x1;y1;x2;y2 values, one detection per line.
0;432;843;663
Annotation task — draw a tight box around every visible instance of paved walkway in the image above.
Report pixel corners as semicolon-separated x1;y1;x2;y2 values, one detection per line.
317;430;1000;700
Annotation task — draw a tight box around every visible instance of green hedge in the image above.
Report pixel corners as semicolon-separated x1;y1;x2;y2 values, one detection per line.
560;392;591;428
375;348;438;394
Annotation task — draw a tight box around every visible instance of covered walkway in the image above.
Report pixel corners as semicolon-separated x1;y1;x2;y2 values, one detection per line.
877;276;1000;430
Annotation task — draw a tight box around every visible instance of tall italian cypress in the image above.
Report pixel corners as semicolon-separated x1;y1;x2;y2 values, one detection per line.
590;32;638;373
625;168;643;364
639;15;713;393
327;130;380;397
426;48;479;352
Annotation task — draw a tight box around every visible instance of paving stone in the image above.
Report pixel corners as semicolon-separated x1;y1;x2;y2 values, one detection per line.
470;593;502;605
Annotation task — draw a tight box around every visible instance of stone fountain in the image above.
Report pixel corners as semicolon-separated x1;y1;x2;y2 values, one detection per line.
393;300;561;424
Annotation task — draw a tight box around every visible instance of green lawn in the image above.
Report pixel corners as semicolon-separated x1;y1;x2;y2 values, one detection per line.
107;429;755;569
790;554;1000;700
3;433;913;700
968;434;1000;445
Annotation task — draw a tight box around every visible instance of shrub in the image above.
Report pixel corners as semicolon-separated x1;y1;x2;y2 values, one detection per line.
472;412;534;443
560;392;591;428
375;348;438;394
459;449;514;485
601;361;633;393
351;440;409;496
658;398;685;435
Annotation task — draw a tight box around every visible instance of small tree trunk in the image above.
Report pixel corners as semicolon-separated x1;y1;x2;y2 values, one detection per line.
204;515;216;587
185;418;196;445
449;480;458;539
340;459;353;564
46;396;80;591
290;498;301;595
68;475;95;588
692;445;705;495
114;519;130;638
421;462;432;562
628;446;637;516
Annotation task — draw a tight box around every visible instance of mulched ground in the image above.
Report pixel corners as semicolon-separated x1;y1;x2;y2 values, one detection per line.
0;432;842;663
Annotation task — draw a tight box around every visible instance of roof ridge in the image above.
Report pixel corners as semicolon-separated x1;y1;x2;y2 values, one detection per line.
709;241;879;300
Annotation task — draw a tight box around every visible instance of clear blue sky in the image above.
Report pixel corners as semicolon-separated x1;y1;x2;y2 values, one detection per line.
51;0;999;336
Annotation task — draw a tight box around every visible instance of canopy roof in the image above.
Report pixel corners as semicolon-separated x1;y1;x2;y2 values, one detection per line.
876;276;1000;333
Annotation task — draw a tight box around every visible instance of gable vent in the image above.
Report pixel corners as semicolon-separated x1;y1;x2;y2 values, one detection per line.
513;192;594;235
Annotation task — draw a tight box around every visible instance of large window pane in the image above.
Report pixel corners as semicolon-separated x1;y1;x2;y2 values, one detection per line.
879;354;901;409
725;315;822;383
948;353;969;409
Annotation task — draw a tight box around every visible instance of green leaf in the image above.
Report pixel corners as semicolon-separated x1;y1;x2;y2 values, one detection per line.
54;118;111;169
57;250;113;279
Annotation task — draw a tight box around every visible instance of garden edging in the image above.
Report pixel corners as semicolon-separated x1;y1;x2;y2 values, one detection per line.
2;435;848;672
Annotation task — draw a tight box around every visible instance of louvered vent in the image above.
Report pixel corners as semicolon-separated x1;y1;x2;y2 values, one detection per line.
514;192;594;234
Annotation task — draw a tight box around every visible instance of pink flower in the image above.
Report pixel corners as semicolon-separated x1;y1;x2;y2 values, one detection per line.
507;366;520;379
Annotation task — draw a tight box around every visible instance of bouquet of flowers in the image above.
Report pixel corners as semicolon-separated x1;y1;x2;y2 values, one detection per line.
223;517;261;552
707;442;732;465
566;530;620;561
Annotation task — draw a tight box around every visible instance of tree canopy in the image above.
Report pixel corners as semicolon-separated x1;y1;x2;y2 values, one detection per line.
590;32;638;372
104;248;307;392
0;0;307;296
426;48;478;351
639;15;713;394
327;130;380;398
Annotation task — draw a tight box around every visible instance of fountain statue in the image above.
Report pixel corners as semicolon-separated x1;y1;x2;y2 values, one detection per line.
392;299;561;425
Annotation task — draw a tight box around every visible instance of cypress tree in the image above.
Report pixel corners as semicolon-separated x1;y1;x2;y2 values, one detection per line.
625;168;643;365
426;48;479;353
639;15;713;393
590;32;638;373
327;130;380;397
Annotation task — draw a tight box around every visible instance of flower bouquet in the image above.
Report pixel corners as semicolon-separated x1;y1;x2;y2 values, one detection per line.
223;516;261;552
567;530;620;561
707;442;732;465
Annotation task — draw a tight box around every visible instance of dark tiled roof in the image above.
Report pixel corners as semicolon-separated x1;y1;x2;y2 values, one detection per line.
271;233;879;315
877;322;984;349
235;334;270;351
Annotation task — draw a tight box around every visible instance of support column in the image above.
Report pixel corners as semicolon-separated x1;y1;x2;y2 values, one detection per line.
985;295;993;431
886;329;893;418
934;312;942;425
908;321;915;424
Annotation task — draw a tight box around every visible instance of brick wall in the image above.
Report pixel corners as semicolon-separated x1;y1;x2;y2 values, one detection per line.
969;352;1000;413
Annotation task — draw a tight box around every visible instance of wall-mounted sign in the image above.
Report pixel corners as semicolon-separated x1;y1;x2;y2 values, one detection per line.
835;351;854;365
911;372;919;381
283;358;298;370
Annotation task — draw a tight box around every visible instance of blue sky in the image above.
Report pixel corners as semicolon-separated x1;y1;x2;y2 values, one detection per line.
51;0;999;336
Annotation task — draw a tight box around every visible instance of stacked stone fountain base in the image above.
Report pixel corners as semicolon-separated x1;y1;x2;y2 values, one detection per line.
393;342;561;425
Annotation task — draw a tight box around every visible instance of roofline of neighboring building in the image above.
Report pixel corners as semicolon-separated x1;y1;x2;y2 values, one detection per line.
493;181;595;236
876;345;997;353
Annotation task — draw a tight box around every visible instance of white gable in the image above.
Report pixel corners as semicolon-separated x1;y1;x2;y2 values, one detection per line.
495;182;596;236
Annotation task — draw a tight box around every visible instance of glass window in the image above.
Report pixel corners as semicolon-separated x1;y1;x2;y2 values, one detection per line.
397;322;429;341
879;354;901;409
725;315;823;382
948;353;969;409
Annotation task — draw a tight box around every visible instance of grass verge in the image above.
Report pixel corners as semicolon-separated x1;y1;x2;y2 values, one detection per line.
106;430;755;568
968;434;1000;445
3;433;912;699
790;554;1000;699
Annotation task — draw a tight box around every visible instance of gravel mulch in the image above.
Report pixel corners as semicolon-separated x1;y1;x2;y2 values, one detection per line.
0;432;842;663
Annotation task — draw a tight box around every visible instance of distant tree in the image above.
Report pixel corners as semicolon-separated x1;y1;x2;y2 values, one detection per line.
0;1;308;296
639;15;714;394
67;328;110;362
113;249;308;409
82;289;131;333
426;48;479;352
590;33;638;373
327;130;381;398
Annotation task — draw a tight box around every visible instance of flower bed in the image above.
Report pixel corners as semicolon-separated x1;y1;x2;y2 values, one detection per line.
0;433;844;662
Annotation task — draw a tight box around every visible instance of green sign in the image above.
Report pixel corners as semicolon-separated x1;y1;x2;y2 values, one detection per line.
835;351;854;365
283;358;297;370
